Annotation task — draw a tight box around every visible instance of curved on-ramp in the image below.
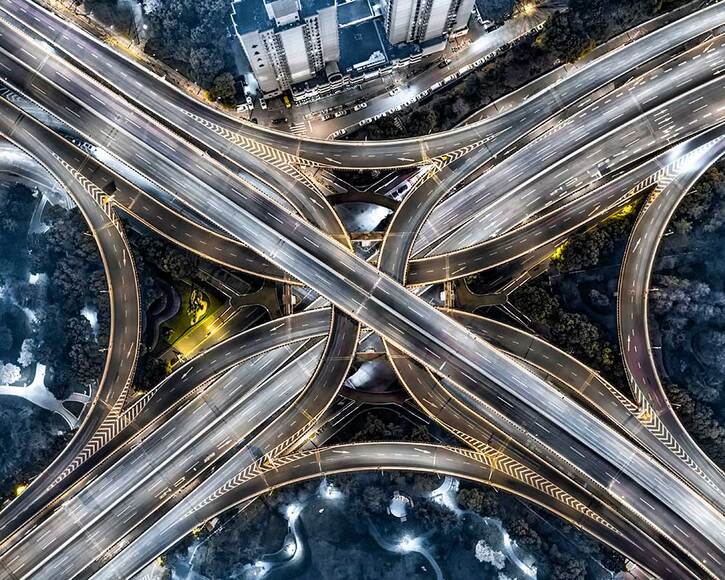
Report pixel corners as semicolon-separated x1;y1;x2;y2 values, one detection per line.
617;130;725;507
94;442;697;580
0;107;141;547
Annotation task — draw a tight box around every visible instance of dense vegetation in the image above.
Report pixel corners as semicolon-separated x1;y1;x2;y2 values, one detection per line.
0;185;36;373
492;162;725;469
83;0;236;92
124;222;198;392
0;185;107;400
29;205;108;399
142;0;235;90
509;281;624;384
649;162;725;467
0;185;106;502
0;400;71;505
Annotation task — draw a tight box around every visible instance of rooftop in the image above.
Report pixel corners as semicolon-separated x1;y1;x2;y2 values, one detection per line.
339;18;388;72
232;0;335;35
338;0;373;27
300;0;336;18
231;0;269;35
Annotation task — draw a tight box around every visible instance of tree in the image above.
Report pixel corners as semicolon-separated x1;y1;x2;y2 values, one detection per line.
209;72;237;105
145;0;232;88
589;288;610;308
474;540;506;569
406;109;438;136
0;363;21;384
0;325;13;354
362;486;387;514
129;229;195;280
507;518;542;552
65;317;103;387
17;339;35;368
510;284;559;326
551;557;587;580
458;487;501;517
552;312;601;361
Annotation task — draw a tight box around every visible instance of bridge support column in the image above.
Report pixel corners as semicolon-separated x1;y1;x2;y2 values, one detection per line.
281;284;295;316
444;280;455;309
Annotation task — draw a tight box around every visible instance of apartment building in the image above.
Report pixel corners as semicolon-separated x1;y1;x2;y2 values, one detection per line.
382;0;474;44
232;0;340;96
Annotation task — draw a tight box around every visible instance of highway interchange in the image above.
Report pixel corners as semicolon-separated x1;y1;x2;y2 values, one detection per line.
0;0;724;578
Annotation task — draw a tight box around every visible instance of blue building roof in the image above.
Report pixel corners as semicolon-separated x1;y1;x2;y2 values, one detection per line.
300;0;335;18
339;19;388;72
232;0;335;35
231;0;270;35
338;0;373;27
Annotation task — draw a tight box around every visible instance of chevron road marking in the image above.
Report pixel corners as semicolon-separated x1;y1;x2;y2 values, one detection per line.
46;154;143;490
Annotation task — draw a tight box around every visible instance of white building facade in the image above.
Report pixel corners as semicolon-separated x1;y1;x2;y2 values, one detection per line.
382;0;474;44
233;0;339;96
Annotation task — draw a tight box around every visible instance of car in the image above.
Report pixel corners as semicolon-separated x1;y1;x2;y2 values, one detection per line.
320;113;333;121
360;118;372;126
437;58;451;69
331;128;347;138
259;99;267;110
430;81;443;91
283;95;292;108
271;117;287;125
236;104;250;113
334;110;348;118
245;95;253;106
353;102;368;111
389;87;402;96
390;181;411;200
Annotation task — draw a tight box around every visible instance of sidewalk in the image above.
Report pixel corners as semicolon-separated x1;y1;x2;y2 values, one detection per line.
304;10;550;138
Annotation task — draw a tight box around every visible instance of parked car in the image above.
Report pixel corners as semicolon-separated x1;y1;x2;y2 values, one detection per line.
353;102;368;111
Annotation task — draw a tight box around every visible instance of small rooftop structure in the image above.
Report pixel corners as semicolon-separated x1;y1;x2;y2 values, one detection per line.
338;0;374;27
339;19;388;72
232;0;336;35
388;490;413;521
